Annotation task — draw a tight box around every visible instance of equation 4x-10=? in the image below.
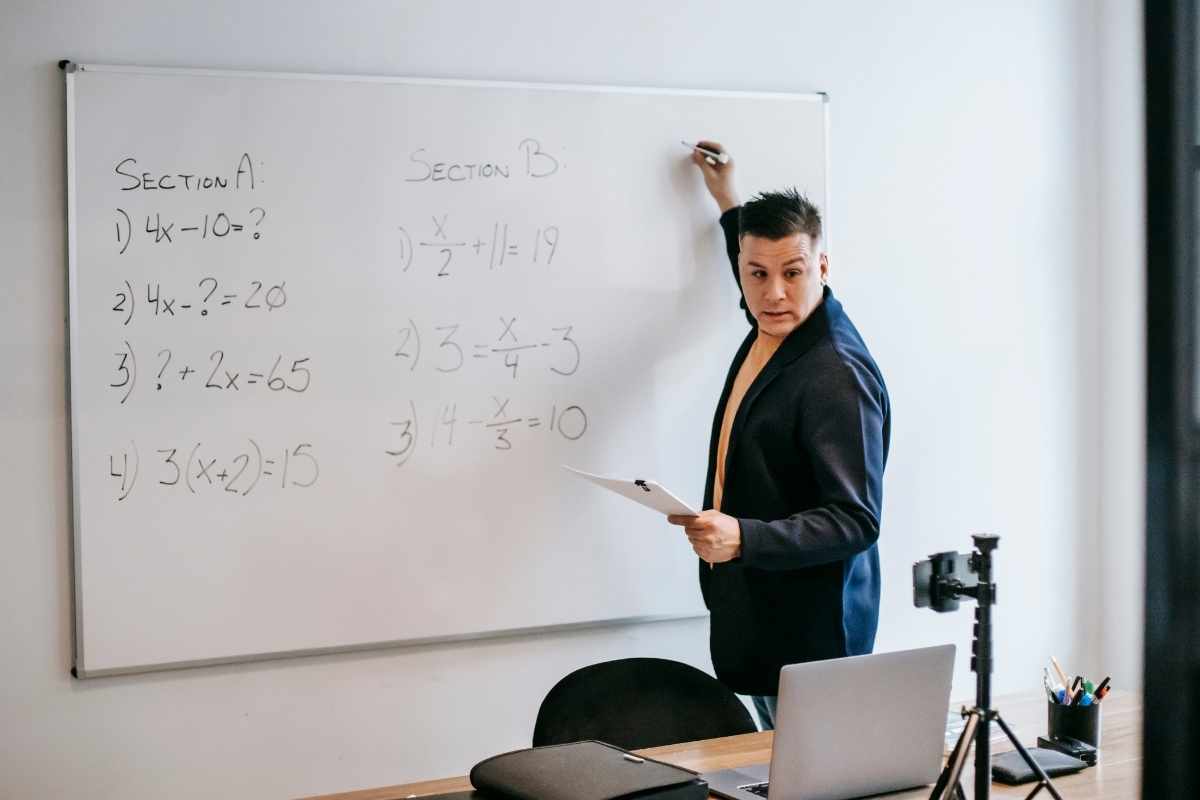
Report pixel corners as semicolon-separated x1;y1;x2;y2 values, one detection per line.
394;315;580;379
110;278;288;326
106;439;319;502
396;214;560;277
113;207;267;254
386;396;588;466
108;340;311;404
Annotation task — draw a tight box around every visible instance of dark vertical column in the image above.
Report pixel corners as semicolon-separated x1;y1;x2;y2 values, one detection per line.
1145;1;1200;798
972;537;995;800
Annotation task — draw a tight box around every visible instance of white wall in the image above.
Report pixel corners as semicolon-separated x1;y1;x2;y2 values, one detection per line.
1092;0;1147;692
0;1;1140;798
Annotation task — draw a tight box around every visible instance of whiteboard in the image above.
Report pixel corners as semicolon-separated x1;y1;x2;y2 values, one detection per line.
65;63;829;677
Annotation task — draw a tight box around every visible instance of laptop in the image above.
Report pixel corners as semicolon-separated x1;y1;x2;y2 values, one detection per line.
703;644;956;800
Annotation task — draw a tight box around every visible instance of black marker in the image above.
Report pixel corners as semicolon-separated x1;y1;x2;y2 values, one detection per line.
680;140;730;165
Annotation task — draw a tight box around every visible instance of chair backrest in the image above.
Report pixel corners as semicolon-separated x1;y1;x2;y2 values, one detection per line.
532;657;757;749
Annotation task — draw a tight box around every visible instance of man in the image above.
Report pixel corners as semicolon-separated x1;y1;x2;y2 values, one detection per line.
667;141;890;730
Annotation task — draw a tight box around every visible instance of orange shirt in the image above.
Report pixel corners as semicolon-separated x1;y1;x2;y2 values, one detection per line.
713;332;783;512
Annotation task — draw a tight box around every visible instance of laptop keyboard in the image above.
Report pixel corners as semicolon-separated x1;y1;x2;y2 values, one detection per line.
738;782;770;797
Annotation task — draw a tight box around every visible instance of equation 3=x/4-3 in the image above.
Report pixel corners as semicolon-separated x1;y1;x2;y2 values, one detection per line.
108;341;311;404
105;439;318;502
394;316;580;379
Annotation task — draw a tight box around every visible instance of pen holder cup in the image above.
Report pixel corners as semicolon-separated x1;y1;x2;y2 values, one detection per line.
1047;700;1102;748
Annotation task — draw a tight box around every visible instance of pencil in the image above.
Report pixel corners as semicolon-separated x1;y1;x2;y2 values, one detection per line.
1050;656;1072;691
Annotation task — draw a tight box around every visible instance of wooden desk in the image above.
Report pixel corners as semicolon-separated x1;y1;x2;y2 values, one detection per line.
305;690;1140;800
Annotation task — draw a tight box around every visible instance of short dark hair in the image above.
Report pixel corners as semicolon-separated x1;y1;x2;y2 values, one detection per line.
738;188;822;245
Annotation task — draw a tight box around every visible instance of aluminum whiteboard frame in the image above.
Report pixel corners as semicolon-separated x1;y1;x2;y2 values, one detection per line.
63;61;832;678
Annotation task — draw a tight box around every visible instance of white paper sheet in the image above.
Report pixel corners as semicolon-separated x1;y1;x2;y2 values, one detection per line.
562;465;699;517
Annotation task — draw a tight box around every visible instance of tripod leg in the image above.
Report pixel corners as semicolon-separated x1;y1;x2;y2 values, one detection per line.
929;711;978;800
929;713;966;799
991;712;1065;800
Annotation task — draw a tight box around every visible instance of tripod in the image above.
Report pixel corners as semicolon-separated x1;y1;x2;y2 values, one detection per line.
926;535;1063;800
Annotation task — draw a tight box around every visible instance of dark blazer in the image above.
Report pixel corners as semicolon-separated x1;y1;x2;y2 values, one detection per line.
699;208;891;696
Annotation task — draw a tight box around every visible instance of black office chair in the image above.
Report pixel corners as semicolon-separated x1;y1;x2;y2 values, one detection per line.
532;657;757;749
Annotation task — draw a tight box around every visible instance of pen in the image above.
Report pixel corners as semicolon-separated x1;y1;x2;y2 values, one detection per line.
681;140;730;165
1043;669;1057;703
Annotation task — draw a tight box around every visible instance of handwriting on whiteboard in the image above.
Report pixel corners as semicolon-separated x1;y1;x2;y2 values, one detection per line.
114;207;268;252
100;143;588;505
111;278;287;325
106;439;319;502
114;153;260;191
108;341;311;403
404;138;562;183
396;215;559;276
386;397;588;466
393;317;579;379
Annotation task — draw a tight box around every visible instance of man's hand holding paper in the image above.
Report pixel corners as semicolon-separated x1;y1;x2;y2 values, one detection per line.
668;510;742;564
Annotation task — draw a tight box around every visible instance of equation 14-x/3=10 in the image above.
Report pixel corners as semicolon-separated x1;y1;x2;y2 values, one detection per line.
386;397;588;466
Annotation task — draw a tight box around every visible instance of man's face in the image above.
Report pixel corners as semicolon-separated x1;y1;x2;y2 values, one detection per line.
738;232;829;339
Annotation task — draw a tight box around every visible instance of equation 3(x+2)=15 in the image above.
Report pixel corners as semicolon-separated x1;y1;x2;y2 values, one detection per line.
106;439;318;502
